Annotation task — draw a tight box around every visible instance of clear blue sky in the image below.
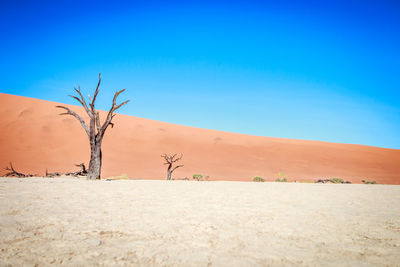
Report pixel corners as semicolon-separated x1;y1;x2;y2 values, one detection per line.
1;0;399;149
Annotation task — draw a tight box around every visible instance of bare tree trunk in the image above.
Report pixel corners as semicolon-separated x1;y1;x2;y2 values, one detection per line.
88;142;102;180
167;169;172;180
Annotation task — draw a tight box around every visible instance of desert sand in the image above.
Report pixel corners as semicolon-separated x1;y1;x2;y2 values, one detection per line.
0;177;399;266
1;93;399;184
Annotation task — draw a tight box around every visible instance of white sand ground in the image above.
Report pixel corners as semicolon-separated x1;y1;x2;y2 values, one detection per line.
0;177;399;266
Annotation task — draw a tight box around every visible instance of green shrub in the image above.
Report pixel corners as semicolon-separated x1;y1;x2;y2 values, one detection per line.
192;174;203;181
362;180;377;184
276;172;288;182
329;178;344;184
253;176;265;182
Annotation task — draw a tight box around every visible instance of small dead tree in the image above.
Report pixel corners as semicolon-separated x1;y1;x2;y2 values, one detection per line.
161;153;184;180
56;74;129;180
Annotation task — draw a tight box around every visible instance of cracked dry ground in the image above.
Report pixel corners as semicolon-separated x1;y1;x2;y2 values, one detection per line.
0;178;399;266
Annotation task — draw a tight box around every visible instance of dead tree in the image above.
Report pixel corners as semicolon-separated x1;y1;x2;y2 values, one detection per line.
56;74;129;180
4;162;34;177
161;154;184;180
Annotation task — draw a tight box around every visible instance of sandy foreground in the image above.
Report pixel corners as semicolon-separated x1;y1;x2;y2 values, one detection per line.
0;177;399;266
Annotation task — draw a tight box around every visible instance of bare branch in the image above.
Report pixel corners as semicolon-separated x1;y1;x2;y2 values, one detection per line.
89;73;101;111
74;86;92;117
175;157;182;163
9;162;15;171
99;89;129;135
161;153;183;164
69;95;84;106
172;154;183;163
171;164;184;172
56;105;90;138
114;100;130;111
112;89;126;108
161;154;171;163
108;114;116;128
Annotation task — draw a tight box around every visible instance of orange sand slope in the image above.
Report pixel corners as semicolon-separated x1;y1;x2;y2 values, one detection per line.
0;93;399;184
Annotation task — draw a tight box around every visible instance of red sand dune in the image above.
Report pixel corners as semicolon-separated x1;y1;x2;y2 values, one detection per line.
0;93;399;184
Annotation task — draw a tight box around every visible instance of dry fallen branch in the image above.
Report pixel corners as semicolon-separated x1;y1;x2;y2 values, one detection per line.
45;169;62;178
4;162;35;178
45;163;88;178
65;163;88;177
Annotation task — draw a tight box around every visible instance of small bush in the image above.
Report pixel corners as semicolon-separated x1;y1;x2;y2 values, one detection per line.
329;178;344;184
362;180;377;184
276;172;288;182
192;174;203;181
253;176;265;182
